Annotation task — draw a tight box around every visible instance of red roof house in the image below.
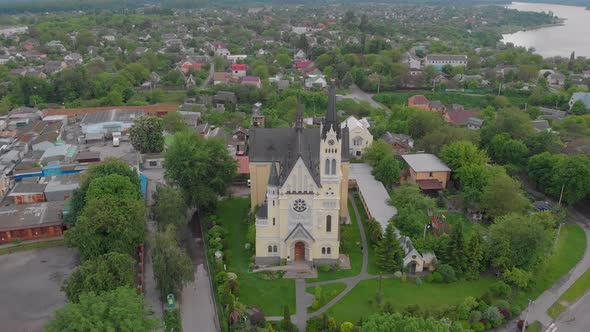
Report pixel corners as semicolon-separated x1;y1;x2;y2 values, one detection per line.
231;63;247;78
443;108;479;126
241;76;262;88
408;95;431;111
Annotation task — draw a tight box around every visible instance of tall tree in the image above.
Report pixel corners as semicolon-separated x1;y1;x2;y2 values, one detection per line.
480;172;528;218
373;154;401;187
447;222;467;275
162;111;187;134
376;223;403;273
440;141;489;174
45;287;159;332
464;228;485;280
62;252;135;303
151;227;194;298
164;132;236;212
65;196;146;260
152;185;187;232
129;116;165;153
85;173;140;203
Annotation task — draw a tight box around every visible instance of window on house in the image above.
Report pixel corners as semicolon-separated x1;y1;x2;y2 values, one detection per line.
331;159;336;175
322;247;326;254
326;215;332;232
272;218;275;226
324;158;330;175
327;247;331;254
273;245;278;253
429;172;433;177
268;245;272;253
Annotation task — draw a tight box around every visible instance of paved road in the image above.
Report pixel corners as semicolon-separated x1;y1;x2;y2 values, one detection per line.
181;212;219;332
550;289;590;332
343;84;386;110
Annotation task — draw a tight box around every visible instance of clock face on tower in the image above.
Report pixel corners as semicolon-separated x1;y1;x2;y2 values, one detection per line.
328;139;335;146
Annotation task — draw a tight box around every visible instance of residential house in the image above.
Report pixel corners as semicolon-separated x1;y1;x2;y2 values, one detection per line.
226;55;247;63
214;72;232;85
404;52;422;70
64;53;83;67
495;64;518;78
177;56;205;73
294;60;317;74
305;74;327;89
569;92;590;111
241;76;262;89
407;95;431;111
185;74;196;89
537;107;566;122
215;47;231;57
547;72;566;86
165;39;184;50
341;116;373;158
424;54;467;69
429;100;446;112
252;102;265;127
382;132;414;156
0;25;28;37
467;117;485;130
401;153;451;191
45;40;66;53
43;61;67;75
0;55;13;65
443;105;479;126
231;63;247;78
134;47;149;56
102;35;116;42
213;91;237;111
294;49;307;61
23;50;47;60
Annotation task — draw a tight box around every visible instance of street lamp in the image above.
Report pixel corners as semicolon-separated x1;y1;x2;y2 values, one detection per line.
521;299;534;332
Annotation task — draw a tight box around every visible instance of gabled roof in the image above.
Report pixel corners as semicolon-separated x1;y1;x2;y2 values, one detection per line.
402;153;451;173
284;223;315;243
231;63;247;71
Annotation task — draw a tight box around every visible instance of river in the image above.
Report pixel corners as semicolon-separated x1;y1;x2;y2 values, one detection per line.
502;2;590;58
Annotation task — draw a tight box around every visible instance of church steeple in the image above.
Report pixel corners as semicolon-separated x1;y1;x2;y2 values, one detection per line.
295;95;304;130
322;83;341;140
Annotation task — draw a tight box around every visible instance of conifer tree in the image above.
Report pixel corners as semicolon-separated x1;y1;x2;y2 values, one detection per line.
376;223;403;273
447;221;467;275
465;227;485;280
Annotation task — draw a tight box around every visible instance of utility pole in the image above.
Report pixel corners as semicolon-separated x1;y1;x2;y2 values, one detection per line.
521;299;534;332
554;223;564;247
558;184;565;206
377;273;383;304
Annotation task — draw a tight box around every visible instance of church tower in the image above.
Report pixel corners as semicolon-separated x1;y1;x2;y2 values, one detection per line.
320;85;342;182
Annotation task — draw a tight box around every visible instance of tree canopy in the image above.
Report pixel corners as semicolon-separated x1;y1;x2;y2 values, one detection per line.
361;313;467;332
151;226;194;298
45;287;159;332
129;116;165;153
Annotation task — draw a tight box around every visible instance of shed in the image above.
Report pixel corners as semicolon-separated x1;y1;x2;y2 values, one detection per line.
8;182;47;204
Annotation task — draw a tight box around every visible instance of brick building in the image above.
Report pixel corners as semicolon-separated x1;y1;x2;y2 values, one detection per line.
0;201;65;243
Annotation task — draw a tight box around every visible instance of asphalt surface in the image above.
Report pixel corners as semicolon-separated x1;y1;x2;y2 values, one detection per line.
0;246;77;332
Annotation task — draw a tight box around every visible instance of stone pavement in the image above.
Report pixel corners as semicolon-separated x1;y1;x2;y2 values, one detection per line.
181;263;217;332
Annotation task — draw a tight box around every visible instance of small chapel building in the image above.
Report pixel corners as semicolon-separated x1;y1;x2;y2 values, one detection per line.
248;86;350;266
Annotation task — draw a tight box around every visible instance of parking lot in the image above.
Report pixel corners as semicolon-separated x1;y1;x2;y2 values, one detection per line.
0;246;77;332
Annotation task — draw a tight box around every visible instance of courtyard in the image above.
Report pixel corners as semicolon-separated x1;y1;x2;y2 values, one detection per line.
0;246;77;332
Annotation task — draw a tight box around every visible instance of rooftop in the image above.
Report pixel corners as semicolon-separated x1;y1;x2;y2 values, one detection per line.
81;109;145;125
8;182;47;195
349;163;397;231
0;201;64;231
402;153;451;173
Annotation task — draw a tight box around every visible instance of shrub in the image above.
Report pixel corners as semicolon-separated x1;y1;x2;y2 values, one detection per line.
319;264;331;273
393;271;402;278
424;273;434;283
437;264;456;283
511;305;522;317
503;268;532;289
415;277;423;285
432;272;443;283
250;310;266;327
163;309;182;332
469;310;482;322
490;281;512;298
215;271;228;286
401;273;407;283
483;306;503;323
495;299;510;311
500;307;511;319
471;321;485;332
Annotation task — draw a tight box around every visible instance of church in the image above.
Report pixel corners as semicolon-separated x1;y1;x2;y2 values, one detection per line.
248;86;350;266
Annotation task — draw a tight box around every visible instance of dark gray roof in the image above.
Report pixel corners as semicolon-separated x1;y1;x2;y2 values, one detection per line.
0;201;64;231
268;160;279;186
256;203;268;219
8;182;47;195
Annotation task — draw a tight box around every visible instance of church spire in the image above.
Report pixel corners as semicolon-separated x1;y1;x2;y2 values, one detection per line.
322;82;341;139
295;95;304;130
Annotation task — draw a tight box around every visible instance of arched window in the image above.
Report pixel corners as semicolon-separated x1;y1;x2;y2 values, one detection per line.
272;200;275;207
324;158;330;175
272;218;275;226
268;245;272;253
327;247;331;254
273;245;278;253
331;159;336;175
326;215;332;232
322;247;326;254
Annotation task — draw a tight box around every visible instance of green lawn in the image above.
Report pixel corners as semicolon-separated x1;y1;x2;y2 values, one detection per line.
513;224;586;310
306;282;347;313
309;200;363;282
0;239;65;255
547;254;590;318
439;212;476;235
326;277;496;323
526;321;541;332
217;198;296;316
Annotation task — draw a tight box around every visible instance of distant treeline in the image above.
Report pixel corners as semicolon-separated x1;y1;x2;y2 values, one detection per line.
1;0;589;14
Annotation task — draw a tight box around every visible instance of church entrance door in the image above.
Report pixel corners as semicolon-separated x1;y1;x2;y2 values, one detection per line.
294;242;305;262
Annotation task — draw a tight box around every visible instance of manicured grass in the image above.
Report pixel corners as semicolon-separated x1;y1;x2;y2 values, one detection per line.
547;257;590;319
352;193;380;275
513;224;586;310
326;277;496;323
217;198;296;316
309;200;363;282
525;320;541;332
306;282;347;313
0;239;65;255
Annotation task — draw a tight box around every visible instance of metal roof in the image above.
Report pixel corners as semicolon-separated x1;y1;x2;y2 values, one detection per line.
0;201;64;231
402;153;451;173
